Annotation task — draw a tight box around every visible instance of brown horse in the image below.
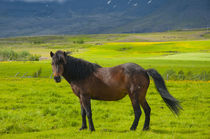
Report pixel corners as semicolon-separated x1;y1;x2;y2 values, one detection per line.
50;50;182;131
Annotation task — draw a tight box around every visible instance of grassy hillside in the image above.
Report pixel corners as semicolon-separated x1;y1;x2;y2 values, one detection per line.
1;30;209;79
0;30;210;138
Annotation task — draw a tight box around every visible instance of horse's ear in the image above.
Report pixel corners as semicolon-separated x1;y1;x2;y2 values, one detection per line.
50;51;54;57
63;52;68;64
64;51;71;57
66;51;72;55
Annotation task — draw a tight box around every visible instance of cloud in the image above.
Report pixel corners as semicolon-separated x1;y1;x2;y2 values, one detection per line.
7;0;66;3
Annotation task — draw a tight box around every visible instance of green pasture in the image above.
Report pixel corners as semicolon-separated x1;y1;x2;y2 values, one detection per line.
0;79;209;138
0;30;210;138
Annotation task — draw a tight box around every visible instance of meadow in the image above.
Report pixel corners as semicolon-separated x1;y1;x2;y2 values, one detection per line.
0;30;210;138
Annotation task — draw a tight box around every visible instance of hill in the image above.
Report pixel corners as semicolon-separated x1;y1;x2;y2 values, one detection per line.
0;0;210;37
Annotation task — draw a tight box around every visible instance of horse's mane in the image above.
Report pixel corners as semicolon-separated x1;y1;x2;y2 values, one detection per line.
63;55;102;82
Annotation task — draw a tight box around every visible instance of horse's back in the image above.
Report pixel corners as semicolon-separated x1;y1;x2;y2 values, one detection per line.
96;62;149;89
95;63;148;86
121;63;145;74
121;62;149;85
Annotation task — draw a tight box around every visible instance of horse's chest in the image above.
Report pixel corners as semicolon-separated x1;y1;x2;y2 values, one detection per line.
70;84;81;97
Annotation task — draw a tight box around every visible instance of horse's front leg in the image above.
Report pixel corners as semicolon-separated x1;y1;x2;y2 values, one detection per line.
79;99;87;130
80;95;95;131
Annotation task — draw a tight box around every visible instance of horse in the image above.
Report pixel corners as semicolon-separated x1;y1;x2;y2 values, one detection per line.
50;50;182;132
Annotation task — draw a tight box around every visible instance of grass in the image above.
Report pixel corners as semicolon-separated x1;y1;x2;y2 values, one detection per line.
0;30;210;138
0;78;209;138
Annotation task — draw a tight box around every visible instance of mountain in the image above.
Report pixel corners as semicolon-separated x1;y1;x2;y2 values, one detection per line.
0;0;209;37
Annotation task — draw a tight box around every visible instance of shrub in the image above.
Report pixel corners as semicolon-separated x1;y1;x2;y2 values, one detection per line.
186;71;193;80
163;69;210;81
199;71;210;81
163;69;177;80
32;40;44;44
0;49;18;61
28;55;40;61
117;47;132;51
0;49;40;61
19;51;30;57
177;70;185;80
73;39;84;44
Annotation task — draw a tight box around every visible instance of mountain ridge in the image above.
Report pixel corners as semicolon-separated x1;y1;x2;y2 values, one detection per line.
0;0;209;37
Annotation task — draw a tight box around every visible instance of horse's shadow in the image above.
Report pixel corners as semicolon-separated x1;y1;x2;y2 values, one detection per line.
150;129;172;134
151;128;199;134
101;129;130;133
101;128;199;134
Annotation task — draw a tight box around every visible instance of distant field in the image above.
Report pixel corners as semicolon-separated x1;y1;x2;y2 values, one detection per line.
0;30;210;138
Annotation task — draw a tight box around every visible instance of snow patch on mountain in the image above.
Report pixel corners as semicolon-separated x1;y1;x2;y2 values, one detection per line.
147;0;152;4
107;0;111;5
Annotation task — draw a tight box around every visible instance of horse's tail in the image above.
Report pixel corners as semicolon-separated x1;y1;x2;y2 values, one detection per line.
146;69;182;115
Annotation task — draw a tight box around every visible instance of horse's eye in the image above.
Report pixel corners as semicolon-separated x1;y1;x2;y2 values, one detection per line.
59;59;64;64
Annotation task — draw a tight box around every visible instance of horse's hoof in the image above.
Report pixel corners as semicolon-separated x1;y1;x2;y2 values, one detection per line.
142;127;150;131
130;127;136;131
90;128;95;132
79;127;87;131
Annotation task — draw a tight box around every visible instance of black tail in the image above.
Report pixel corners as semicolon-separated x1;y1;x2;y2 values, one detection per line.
146;69;182;115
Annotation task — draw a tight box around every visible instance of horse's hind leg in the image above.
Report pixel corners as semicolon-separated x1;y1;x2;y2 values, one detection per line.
140;99;151;130
138;73;150;130
129;92;142;130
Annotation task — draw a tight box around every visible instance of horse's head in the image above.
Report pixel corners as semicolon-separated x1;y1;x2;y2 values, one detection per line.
50;50;70;83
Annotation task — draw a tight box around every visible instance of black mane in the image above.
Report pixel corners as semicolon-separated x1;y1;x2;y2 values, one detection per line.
63;55;102;82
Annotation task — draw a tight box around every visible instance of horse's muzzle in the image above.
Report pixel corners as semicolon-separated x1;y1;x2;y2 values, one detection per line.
54;76;61;83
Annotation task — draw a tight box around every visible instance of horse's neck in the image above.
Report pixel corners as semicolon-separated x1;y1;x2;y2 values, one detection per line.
62;62;71;79
62;58;80;82
62;56;99;82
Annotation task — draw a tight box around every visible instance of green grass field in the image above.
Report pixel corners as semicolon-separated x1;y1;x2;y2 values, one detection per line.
0;30;210;138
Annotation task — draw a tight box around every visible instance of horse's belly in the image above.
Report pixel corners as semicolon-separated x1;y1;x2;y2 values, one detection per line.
88;68;129;101
90;87;128;101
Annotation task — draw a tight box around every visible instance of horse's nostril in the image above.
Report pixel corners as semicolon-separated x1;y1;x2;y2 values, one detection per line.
54;76;61;82
57;77;61;82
